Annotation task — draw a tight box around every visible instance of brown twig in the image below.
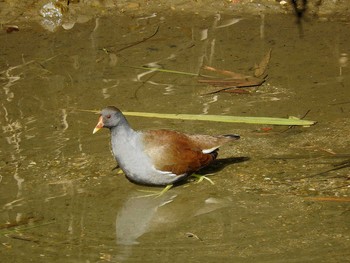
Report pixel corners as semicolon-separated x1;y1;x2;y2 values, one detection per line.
281;109;312;133
117;26;160;52
304;196;350;202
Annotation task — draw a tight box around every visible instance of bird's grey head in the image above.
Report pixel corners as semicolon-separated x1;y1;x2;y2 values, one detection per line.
93;106;124;133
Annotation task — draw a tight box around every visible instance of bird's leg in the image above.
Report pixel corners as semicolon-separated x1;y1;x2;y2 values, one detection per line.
192;174;215;185
112;164;125;175
111;164;120;171
136;184;173;198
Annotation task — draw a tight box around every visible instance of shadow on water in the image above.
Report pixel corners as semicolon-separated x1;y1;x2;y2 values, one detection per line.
1;3;350;262
196;156;250;175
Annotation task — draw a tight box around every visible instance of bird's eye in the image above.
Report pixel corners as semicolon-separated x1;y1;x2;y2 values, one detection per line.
106;114;111;119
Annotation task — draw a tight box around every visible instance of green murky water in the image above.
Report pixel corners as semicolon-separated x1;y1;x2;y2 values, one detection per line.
1;5;349;262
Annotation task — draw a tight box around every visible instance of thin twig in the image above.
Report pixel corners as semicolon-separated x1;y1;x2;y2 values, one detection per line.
281;109;312;133
302;162;350;179
101;26;160;53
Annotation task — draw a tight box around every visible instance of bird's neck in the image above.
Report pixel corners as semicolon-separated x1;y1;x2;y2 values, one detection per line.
109;117;140;160
110;117;137;139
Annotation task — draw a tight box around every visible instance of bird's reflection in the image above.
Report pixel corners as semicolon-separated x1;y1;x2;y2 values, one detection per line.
113;156;247;260
115;190;178;245
115;189;231;260
115;157;248;245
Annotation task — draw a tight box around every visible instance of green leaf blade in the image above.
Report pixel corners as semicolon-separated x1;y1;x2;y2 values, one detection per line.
123;112;316;127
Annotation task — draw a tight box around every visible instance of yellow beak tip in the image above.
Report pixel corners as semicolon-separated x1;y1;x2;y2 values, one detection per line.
93;127;101;134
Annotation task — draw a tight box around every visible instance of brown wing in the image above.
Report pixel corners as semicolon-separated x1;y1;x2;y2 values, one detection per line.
141;130;219;175
186;134;235;151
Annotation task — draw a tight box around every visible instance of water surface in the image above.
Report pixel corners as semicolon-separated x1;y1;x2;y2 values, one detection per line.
1;10;349;262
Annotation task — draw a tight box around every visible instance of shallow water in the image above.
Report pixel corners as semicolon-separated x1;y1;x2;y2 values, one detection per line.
1;9;349;262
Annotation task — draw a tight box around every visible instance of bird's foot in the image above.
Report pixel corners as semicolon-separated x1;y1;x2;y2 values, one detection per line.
192;174;215;185
112;165;125;175
136;184;173;198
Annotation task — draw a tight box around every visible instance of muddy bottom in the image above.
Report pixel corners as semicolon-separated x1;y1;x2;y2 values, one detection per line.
1;6;349;263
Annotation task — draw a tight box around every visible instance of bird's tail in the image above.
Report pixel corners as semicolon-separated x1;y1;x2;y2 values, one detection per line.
222;134;240;140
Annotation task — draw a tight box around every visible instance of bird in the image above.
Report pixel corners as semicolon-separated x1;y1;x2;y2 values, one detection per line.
93;106;240;188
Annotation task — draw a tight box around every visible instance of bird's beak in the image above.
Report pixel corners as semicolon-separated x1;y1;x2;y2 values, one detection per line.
93;116;104;134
